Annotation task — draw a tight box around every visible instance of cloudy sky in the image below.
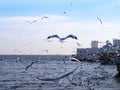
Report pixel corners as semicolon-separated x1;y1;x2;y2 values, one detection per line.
0;0;120;55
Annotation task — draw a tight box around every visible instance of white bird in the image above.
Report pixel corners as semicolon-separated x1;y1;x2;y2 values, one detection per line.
70;57;80;62
41;16;49;20
43;49;48;53
26;16;49;24
47;34;78;41
97;17;102;24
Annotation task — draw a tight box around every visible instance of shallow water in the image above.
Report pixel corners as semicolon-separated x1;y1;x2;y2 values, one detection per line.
0;55;120;90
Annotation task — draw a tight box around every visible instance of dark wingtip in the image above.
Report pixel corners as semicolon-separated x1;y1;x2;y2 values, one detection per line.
47;36;50;39
75;37;78;39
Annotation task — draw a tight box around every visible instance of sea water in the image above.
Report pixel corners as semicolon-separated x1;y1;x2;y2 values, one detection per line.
0;55;120;90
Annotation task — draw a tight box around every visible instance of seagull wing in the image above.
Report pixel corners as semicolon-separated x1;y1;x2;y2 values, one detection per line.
41;16;49;20
65;34;78;40
32;20;37;23
47;35;60;39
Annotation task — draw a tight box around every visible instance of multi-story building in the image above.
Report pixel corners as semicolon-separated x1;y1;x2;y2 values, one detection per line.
91;40;99;48
113;39;120;47
76;48;99;61
76;40;100;61
75;39;120;65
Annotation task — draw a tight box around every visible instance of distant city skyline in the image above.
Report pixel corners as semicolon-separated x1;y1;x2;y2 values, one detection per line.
0;0;120;54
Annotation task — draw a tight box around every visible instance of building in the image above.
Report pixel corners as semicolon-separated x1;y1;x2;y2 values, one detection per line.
113;39;120;47
75;40;100;61
91;40;99;48
76;48;99;61
75;39;120;64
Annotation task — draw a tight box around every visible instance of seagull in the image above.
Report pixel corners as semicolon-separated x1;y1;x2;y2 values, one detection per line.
70;57;80;62
16;56;21;62
97;17;102;24
63;11;66;14
43;49;48;53
47;34;78;41
41;16;49;20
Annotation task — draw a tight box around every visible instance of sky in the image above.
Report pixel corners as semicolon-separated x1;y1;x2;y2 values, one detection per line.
0;0;120;55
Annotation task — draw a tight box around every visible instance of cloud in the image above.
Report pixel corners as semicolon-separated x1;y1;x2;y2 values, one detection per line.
0;15;119;54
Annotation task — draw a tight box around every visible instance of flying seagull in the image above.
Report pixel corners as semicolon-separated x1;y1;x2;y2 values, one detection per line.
47;34;78;41
63;11;66;14
97;17;102;24
41;16;49;20
43;49;48;53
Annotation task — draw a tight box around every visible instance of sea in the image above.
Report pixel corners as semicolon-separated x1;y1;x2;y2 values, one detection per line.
0;55;120;90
